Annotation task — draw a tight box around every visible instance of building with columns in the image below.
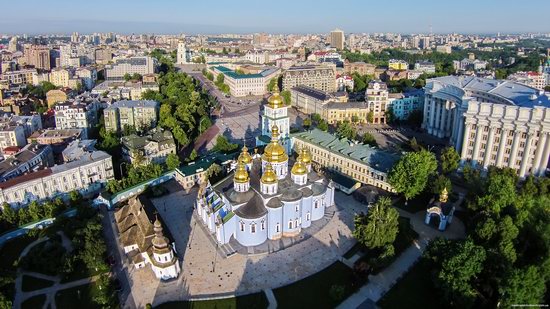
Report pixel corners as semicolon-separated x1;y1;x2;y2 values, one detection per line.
423;76;550;178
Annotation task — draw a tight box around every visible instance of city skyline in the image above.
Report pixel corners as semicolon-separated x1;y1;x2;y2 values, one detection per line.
2;0;550;35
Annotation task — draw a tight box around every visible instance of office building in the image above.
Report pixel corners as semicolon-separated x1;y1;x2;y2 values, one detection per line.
211;66;279;97
105;56;157;80
423;76;550;177
365;80;389;124
330;29;345;50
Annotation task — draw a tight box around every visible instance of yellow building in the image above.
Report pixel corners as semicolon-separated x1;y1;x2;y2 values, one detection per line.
322;102;369;124
388;59;408;71
46;89;69;108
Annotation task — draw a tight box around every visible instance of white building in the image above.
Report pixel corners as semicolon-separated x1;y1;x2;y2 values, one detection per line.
54;99;100;139
423;76;550;178
0;149;113;207
105;56;157;80
76;67;98;90
256;91;291;153
211;66;280;97
176;41;188;65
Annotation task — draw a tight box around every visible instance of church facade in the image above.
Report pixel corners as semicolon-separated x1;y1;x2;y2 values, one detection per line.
256;88;292;154
196;92;335;247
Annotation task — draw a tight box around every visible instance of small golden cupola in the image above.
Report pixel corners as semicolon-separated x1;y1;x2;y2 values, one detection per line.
233;160;250;193
261;163;278;184
262;125;289;164
267;86;284;109
291;159;308;175
300;147;312;165
238;144;253;166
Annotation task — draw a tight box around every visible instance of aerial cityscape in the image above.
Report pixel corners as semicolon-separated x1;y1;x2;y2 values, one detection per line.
0;1;550;308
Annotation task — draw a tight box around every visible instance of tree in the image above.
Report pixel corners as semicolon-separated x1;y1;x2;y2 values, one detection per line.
281;90;291;105
440;146;460;174
303;118;312;130
123;73;132;81
312;113;322;123
362;133;377;147
317;119;329;131
389;150;438;203
432;174;452;195
473;167;518;214
407;110;423;128
385;106;395;124
189;149;198;161
69;190;82;204
353;197;399;252
166;153;181;170
499;266;547;307
267;78;278;91
206;163;222;179
212;135;238;153
351;115;359;124
367;111;374;124
336;121;356;140
216;73;225;84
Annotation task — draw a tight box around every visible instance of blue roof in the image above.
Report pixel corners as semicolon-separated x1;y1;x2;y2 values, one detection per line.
214;66;277;79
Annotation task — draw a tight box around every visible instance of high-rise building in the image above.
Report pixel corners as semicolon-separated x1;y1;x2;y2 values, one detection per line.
8;37;19;53
253;33;268;45
71;32;80;43
26;45;51;70
330;29;345;50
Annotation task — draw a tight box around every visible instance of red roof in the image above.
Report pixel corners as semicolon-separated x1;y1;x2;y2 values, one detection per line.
3;146;21;154
0;168;53;190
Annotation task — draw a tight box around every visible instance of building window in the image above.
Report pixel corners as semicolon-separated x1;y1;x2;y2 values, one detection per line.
261;220;265;230
251;223;256;234
276;223;280;233
288;221;293;229
306;212;311;221
240;221;245;232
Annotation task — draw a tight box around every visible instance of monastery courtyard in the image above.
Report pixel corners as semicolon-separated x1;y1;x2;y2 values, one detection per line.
114;181;364;308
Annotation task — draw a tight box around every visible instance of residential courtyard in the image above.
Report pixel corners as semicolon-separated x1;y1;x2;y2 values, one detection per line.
110;181;366;308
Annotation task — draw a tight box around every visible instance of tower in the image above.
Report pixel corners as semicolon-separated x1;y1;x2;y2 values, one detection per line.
233;161;250;193
150;216;180;280
261;125;289;179
177;40;188;64
256;88;291;153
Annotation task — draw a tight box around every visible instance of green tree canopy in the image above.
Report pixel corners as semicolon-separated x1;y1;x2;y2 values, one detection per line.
389;150;438;202
336;121;356;140
440;146;461;174
212;135;238;153
353;197;399;251
165;153;181;170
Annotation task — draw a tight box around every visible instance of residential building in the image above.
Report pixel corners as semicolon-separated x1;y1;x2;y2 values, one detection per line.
414;60;436;74
29;129;82;145
290;85;334;115
0;114;42;138
388;59;408;71
94;47;112;65
1;69;37;85
0;149;113;207
436;45;452;54
103;100;159;132
387;89;424;120
336;74;354;91
25;45;51;70
91;81;159;101
343;61;376;76
0;144;54;182
54;99;99;138
50;68;81;89
330;29;345;50
507;71;546;90
291;128;400;191
0;125;27;150
121;129;176;165
75;67;98;90
105;56;157;80
422;76;550;178
115;195;180;280
46;88;74;108
365;80;389;124
321;101;369;124
283;65;336;93
211;66;279;97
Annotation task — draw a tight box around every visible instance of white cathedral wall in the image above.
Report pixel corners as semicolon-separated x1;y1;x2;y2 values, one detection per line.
301;195;313;229
267;206;283;240
235;215;268;247
282;200;301;236
217;214;236;244
152;263;179;280
311;195;325;221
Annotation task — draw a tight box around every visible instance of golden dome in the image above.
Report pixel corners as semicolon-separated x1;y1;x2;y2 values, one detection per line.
267;88;284;109
261;163;278;184
291;160;308;175
261;125;289;163
238;145;253;164
300;147;312;165
234;161;249;183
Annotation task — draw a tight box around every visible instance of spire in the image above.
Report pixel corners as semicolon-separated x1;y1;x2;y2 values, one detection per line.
152;214;169;249
271;124;280;142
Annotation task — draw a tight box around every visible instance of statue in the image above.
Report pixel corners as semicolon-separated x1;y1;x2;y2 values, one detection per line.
439;187;449;203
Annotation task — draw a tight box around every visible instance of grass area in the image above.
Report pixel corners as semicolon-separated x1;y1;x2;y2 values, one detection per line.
378;259;441;309
0;234;39;300
21;294;46;309
155;292;268;309
55;281;116;309
21;274;55;292
60;259;107;283
273;261;365;309
394;190;433;214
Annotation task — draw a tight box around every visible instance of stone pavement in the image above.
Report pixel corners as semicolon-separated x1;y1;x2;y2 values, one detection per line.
114;185;366;307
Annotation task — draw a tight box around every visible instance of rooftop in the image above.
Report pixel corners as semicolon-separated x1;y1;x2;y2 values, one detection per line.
291;85;331;101
107;100;159;110
292;129;400;173
429;76;550;108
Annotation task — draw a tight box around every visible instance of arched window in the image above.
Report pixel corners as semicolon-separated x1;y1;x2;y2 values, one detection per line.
306;212;311;221
240;221;245;232
295;205;299;212
276;223;280;232
251;223;256;233
261;220;265;230
295;219;298;228
288;221;293;229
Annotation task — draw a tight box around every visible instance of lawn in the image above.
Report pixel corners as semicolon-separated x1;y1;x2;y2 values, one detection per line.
21;274;55;292
377;259;441;309
155;292;268;309
394;190;433;214
55;281;116;309
0;234;39;300
273;261;365;309
21;294;46;309
60;259;108;283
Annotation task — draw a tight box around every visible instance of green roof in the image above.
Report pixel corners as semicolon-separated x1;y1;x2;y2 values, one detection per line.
291;129;401;173
176;151;236;176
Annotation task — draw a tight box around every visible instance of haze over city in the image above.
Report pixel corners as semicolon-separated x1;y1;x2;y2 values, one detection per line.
2;0;550;34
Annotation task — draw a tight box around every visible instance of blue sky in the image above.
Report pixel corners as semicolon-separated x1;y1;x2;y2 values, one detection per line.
2;0;550;35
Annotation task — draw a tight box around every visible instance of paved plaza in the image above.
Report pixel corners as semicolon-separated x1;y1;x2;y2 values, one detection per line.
112;181;366;307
